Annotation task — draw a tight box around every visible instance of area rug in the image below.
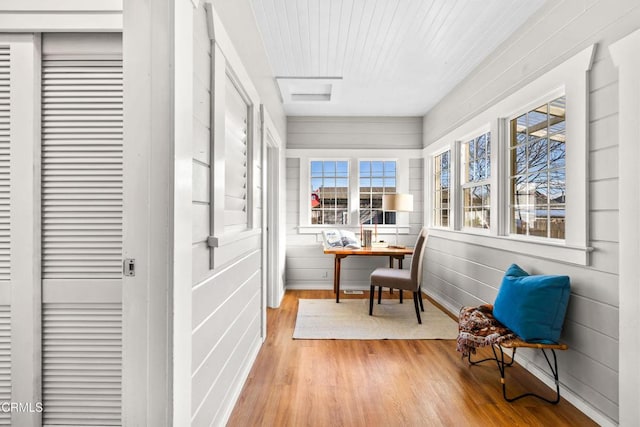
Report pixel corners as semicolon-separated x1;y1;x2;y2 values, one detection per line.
293;298;459;340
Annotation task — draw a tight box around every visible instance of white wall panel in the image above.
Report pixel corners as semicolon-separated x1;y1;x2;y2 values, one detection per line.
190;4;265;426
288;116;423;149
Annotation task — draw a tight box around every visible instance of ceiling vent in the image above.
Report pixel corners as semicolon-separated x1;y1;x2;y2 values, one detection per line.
276;77;342;103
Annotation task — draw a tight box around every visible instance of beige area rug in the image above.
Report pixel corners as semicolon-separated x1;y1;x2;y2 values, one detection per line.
293;298;459;340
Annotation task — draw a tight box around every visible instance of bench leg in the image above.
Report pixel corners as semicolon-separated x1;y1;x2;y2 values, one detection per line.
468;346;562;404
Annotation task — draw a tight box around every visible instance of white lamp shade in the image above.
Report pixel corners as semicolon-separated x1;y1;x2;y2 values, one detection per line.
382;193;414;212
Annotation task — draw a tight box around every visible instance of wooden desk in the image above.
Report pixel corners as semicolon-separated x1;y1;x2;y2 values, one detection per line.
323;246;414;302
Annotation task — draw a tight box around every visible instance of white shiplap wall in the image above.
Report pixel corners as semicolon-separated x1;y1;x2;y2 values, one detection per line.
422;1;640;424
285;117;423;290
190;4;263;426
288;116;423;149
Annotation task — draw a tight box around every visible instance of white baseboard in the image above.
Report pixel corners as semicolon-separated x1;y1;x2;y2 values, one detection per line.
421;288;616;427
286;282;370;291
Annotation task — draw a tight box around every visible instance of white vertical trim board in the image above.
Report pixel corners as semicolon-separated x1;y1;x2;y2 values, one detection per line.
7;33;42;427
610;28;640;427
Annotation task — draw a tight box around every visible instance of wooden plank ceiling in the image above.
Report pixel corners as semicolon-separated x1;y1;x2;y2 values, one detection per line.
250;0;545;116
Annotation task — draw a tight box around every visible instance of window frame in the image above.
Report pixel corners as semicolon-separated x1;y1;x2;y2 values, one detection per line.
458;127;492;233
425;45;594;265
295;150;413;235
358;159;398;226
429;147;453;229
507;94;567;241
309;159;351;226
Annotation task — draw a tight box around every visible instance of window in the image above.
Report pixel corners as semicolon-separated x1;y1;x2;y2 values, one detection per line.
509;96;565;239
359;160;397;225
310;160;349;224
461;132;491;229
298;154;410;233
432;151;450;227
424;45;592;265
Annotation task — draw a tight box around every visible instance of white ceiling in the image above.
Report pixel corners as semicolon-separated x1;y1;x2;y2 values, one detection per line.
249;0;545;116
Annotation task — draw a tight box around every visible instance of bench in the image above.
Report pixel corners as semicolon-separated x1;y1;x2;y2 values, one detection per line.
458;304;568;404
456;264;571;404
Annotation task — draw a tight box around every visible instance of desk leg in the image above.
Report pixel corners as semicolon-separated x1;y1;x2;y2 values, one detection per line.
388;257;394;295
333;256;338;294
398;256;404;304
335;256;342;303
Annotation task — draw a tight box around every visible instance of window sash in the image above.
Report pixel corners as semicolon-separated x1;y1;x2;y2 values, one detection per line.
508;96;566;240
359;160;397;225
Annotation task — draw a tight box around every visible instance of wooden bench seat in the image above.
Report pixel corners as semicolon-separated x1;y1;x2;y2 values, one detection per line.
460;306;569;404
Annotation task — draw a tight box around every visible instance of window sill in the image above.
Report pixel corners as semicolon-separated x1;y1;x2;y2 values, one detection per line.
297;225;411;235
427;228;592;266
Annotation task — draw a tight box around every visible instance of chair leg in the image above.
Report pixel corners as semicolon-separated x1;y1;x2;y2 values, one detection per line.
377;286;382;304
369;285;375;315
418;289;424;312
413;292;422;324
399;290;403;304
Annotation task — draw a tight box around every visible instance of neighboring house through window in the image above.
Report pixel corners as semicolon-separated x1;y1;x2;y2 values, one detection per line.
359;160;397;225
310;160;349;225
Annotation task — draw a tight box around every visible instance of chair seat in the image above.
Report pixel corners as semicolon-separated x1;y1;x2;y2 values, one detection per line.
370;268;413;291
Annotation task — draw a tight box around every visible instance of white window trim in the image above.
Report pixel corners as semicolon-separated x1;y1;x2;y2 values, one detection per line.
424;45;594;265
289;148;419;235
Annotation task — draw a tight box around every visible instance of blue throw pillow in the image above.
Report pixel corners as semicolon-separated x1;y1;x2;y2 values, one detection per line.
493;264;570;343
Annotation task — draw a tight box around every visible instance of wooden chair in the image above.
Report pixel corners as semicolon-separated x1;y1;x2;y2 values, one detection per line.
369;227;428;323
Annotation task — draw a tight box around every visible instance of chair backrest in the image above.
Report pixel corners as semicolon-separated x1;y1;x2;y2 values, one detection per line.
410;227;428;290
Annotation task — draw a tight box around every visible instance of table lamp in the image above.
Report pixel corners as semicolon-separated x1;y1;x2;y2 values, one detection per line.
382;193;413;248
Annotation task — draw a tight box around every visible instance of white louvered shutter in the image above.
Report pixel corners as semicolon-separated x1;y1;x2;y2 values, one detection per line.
224;75;249;233
41;38;123;426
0;44;10;426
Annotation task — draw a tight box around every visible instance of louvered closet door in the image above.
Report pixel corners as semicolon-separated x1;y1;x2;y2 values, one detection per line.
0;43;11;427
41;34;123;426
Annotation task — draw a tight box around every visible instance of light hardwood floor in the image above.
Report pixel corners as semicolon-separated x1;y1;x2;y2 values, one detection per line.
227;290;597;427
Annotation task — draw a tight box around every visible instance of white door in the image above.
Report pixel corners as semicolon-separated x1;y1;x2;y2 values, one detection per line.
40;33;124;426
2;32;125;427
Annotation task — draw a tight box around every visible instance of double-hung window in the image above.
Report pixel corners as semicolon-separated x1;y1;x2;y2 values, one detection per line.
300;155;410;234
359;160;397;225
461;132;491;229
509;96;566;239
425;45;592;265
432;151;450;227
310;160;349;225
